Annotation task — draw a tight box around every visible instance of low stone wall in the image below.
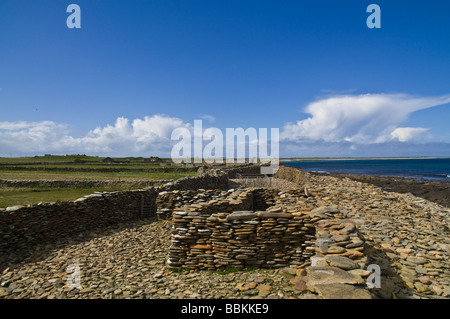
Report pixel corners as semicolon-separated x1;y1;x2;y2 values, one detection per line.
275;165;308;185
155;187;280;219
167;209;316;269
0;168;255;266
0;179;170;188
161;172;229;191
291;206;373;298
0;188;158;267
166;188;317;269
223;164;264;178
0;166;197;173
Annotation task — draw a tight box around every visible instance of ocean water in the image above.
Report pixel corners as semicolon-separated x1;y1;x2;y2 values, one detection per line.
283;158;450;181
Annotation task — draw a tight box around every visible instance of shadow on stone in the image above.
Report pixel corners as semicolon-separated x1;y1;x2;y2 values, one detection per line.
0;217;158;273
363;242;418;299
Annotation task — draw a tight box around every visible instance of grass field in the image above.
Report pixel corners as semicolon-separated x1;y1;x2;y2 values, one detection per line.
0;154;170;164
0;155;197;208
0;170;197;181
0;185;143;208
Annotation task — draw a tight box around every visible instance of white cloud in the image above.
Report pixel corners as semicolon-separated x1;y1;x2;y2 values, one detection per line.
390;127;430;142
199;114;216;123
0;115;191;157
281;93;450;144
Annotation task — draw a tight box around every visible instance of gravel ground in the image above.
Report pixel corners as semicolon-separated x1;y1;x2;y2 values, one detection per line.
0;218;305;299
1;174;449;299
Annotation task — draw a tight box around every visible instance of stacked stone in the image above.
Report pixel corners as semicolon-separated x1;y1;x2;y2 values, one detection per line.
156;189;227;219
309;206;367;265
167;189;257;268
0;188;159;266
290;206;373;299
0;179;168;188
252;188;278;210
167;207;317;270
162;171;229;191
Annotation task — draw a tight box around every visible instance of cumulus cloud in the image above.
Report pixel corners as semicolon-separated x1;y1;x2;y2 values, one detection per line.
281;93;450;144
0;115;190;157
390;127;430;142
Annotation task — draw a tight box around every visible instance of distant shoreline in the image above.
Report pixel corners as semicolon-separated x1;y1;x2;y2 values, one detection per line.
280;156;450;162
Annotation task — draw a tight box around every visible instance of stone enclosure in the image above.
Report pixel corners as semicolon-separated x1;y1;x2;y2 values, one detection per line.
0;165;375;298
166;188;317;269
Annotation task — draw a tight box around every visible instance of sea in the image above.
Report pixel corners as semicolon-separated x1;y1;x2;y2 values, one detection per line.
283;158;450;181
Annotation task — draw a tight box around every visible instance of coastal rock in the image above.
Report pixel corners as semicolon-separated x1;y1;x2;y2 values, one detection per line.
306;267;365;289
324;256;358;270
313;283;372;299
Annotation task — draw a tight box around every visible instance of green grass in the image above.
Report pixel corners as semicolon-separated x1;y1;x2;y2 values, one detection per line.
0;154;104;164
2;164;171;169
0;154;174;164
0;186;141;208
0;170;197;181
0;155;197;208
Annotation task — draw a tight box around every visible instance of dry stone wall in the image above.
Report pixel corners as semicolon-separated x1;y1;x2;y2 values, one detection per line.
0;179;169;188
161;172;229;191
166;186;371;289
168;209;316;269
291;206;373;299
0;167;253;266
167;188;319;269
0;188;158;266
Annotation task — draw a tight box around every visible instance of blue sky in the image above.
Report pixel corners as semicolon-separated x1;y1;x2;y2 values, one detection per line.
0;0;449;157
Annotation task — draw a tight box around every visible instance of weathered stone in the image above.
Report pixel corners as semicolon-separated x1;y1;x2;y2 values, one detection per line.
256;212;293;219
310;256;328;267
313;283;372;299
257;284;272;297
317;246;346;254
310;207;339;218
190;244;212;250
348;269;371;277
294;279;308;292
226;211;256;221
306;267;365;289
236;282;257;291
407;257;428;265
325;256;358;270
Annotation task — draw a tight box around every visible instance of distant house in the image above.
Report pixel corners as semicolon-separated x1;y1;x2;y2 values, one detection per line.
144;156;161;163
103;157;114;164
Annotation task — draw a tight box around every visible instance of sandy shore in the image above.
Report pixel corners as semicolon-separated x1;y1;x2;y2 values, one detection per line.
310;172;450;208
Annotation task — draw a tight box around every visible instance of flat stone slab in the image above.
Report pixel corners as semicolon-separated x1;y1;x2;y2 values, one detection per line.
310;206;340;218
325;256;358;270
256;212;293;219
306;266;365;290
226;211;256;221
313;283;373;299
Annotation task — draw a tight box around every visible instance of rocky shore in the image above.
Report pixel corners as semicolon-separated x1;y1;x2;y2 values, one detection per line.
0;172;448;299
302;173;449;298
313;172;450;208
